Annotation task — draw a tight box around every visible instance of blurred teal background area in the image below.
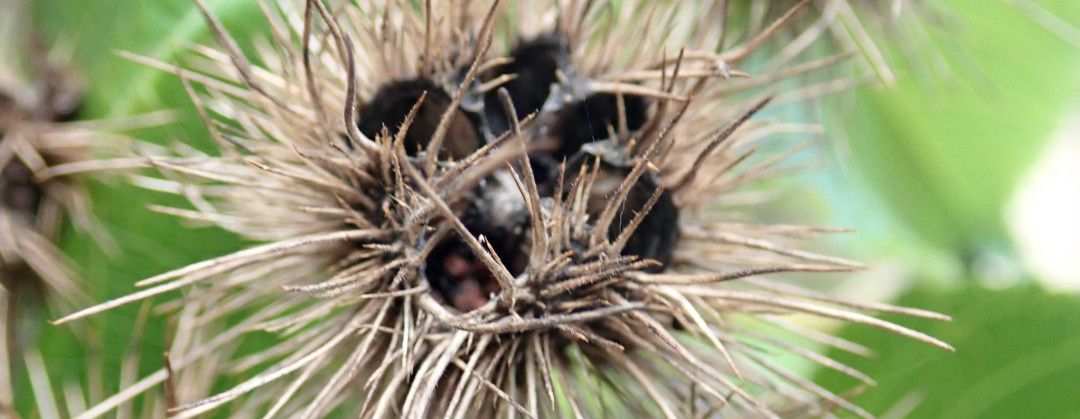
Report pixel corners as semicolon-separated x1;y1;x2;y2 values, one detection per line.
15;0;1080;417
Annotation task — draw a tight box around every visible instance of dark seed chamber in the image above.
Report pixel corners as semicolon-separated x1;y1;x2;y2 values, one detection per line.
357;79;482;161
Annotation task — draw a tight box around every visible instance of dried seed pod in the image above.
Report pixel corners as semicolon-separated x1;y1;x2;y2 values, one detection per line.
0;63;102;310
55;1;954;418
1;1;165;414
0;19;90;311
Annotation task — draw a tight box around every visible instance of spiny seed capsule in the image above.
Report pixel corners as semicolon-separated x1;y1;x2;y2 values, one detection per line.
0;64;83;247
359;78;529;311
50;2;957;417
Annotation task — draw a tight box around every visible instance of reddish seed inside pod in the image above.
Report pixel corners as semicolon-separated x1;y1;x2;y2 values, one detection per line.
427;235;520;313
437;250;489;312
424;177;529;313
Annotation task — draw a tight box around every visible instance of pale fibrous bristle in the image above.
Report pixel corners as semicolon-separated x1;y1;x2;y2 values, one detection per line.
730;0;955;86
2;0;175;414
54;1;951;418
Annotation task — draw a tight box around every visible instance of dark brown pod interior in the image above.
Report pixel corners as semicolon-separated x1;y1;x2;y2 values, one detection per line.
357;79;482;161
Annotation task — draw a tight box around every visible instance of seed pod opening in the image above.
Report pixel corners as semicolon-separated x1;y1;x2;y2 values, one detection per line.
424;176;530;312
564;153;679;269
552;92;649;161
358;79;482;160
482;34;570;137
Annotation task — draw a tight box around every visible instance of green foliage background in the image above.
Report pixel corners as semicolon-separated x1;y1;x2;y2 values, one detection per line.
13;0;1080;417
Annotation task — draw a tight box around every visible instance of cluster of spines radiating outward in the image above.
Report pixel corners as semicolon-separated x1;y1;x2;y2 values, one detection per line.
1;0;174;413
50;0;953;418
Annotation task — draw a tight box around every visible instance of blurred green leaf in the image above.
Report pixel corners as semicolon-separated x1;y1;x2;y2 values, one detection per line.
835;0;1080;250
815;283;1080;418
33;0;271;118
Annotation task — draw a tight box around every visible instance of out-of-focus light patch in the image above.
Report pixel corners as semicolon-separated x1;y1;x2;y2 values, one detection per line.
833;262;916;306
1007;110;1080;292
972;250;1025;290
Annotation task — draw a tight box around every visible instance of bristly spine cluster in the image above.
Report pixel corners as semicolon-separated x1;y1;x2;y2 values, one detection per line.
55;0;953;418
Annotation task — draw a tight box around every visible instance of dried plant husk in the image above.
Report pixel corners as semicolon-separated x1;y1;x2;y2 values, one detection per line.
0;2;175;415
55;1;952;418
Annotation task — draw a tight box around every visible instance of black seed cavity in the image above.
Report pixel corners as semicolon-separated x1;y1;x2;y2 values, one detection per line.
357;79;481;160
565;156;679;270
553;93;648;161
526;153;560;194
617;177;679;270
0;158;43;218
483;35;569;136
